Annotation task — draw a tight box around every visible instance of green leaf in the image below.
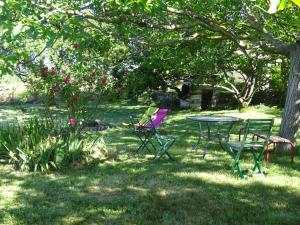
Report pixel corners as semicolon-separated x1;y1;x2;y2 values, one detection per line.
11;23;23;37
278;0;287;10
291;0;300;7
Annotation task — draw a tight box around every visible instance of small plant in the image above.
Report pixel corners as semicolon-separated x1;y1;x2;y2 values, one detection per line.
0;116;103;172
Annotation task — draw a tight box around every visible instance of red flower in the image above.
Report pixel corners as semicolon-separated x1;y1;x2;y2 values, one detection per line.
55;83;60;92
63;76;71;83
69;118;77;125
51;67;56;75
73;42;78;49
101;79;107;84
102;70;107;75
62;69;67;74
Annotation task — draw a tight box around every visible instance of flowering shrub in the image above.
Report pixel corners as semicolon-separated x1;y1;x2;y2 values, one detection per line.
27;42;130;123
0;41;132;172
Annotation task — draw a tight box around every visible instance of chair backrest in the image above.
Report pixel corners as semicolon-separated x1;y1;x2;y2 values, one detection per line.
242;119;274;145
139;107;159;126
140;108;170;129
150;109;170;127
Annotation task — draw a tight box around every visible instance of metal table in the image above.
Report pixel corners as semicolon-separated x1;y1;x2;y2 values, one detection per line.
186;115;243;159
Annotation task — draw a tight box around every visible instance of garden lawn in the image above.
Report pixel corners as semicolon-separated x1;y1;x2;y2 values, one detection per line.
0;103;300;225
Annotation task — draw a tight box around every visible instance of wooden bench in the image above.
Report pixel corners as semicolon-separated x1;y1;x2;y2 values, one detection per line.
253;133;295;163
238;129;295;163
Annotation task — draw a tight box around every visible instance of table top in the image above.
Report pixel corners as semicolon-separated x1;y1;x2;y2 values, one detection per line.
186;115;243;123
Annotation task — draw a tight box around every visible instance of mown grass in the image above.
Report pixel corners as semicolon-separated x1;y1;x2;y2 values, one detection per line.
1;103;300;225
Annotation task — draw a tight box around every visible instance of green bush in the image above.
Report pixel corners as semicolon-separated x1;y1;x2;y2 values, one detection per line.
0;116;102;172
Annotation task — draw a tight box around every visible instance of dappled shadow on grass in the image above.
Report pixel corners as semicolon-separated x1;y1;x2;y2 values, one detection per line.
2;103;300;224
263;150;300;175
1;157;300;225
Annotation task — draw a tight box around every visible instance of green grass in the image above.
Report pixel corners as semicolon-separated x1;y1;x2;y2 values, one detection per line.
1;103;300;225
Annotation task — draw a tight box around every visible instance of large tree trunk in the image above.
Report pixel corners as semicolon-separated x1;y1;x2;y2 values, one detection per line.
279;42;300;149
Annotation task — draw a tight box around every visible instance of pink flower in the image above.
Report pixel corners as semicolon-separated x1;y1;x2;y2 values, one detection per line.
55;83;60;92
102;70;107;75
69;118;77;125
63;76;71;83
62;69;67;74
124;71;128;77
101;79;107;84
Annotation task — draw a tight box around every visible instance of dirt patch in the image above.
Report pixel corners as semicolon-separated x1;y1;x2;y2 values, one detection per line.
83;119;113;131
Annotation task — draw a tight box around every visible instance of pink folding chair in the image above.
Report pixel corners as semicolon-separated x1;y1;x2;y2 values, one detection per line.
133;109;175;161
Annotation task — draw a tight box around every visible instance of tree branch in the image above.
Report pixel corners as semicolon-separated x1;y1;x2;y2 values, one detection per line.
243;6;292;56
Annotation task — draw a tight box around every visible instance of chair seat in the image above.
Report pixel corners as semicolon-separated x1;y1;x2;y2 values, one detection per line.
227;118;274;178
156;134;176;141
229;141;264;150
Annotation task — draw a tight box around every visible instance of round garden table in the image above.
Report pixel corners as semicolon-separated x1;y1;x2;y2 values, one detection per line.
186;115;243;159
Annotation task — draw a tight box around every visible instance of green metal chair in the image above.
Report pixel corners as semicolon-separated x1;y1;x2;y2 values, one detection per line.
227;119;274;178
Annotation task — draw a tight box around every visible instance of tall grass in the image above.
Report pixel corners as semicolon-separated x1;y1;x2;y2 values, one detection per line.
0;116;102;172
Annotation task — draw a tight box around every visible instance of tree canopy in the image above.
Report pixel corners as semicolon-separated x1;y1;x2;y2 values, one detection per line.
1;0;300;145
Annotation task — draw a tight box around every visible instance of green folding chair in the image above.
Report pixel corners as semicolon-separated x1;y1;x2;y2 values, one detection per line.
227;119;274;178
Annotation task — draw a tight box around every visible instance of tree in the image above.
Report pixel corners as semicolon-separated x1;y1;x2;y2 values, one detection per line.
109;0;299;146
1;0;300;146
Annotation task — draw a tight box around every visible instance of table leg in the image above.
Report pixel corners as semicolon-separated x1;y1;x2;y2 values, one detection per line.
201;140;209;159
193;136;201;150
201;123;210;159
217;122;234;151
193;122;202;150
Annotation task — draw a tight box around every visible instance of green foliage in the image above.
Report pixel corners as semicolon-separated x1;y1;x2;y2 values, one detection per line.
252;62;288;107
0;116;103;172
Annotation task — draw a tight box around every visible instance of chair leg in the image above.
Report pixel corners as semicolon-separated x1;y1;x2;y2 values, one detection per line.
136;136;149;153
232;160;244;178
231;151;244;178
291;144;295;162
252;152;263;174
136;132;156;153
154;136;175;161
265;144;270;163
157;147;175;161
